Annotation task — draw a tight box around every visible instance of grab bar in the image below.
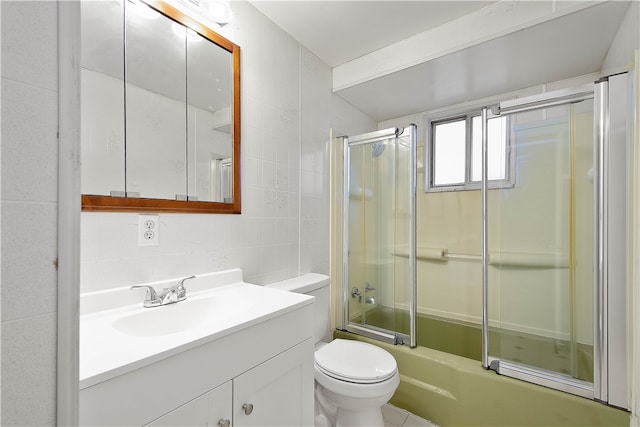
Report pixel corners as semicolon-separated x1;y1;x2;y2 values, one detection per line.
392;249;568;268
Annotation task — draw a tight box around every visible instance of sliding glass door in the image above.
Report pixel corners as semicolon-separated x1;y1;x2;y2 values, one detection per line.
342;126;417;347
482;75;630;407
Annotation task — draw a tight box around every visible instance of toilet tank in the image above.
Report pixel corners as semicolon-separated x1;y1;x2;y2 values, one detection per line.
266;274;331;343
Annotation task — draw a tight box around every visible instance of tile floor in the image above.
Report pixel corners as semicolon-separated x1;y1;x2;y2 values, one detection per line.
382;404;438;427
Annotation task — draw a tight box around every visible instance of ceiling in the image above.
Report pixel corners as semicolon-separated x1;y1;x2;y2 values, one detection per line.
250;1;495;68
250;1;631;122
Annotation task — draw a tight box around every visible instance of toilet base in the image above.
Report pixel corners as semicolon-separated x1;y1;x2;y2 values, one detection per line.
335;407;384;427
314;380;394;427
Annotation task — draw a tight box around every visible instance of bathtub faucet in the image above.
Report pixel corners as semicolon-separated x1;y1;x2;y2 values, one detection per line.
364;282;376;304
131;275;195;308
350;287;376;305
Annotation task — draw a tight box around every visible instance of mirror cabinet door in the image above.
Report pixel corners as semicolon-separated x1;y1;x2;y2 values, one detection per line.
81;0;125;196
80;0;241;213
187;30;235;203
125;0;187;200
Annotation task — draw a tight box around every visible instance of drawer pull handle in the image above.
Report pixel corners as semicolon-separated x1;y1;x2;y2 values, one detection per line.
242;403;254;415
217;419;230;427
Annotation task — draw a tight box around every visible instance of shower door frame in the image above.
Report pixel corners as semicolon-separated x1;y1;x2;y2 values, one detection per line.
341;126;418;348
481;76;630;408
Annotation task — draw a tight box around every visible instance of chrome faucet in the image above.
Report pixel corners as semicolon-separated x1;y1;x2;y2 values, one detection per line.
131;275;195;308
350;286;376;305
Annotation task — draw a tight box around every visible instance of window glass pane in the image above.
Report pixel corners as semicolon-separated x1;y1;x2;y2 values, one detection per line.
433;120;466;185
471;116;507;181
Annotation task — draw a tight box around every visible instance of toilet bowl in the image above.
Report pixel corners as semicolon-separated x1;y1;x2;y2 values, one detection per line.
313;339;400;427
266;274;400;427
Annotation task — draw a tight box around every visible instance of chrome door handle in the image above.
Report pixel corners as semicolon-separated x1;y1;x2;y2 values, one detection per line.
217;419;231;427
242;403;254;415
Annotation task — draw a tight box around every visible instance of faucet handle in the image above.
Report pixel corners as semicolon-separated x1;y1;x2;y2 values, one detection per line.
131;285;159;304
165;275;195;300
175;275;196;289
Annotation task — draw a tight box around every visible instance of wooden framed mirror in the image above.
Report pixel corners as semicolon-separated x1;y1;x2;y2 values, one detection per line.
80;0;241;213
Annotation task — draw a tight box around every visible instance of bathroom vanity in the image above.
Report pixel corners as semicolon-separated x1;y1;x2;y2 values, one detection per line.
79;269;314;426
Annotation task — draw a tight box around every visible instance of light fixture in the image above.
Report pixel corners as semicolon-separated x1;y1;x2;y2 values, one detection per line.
171;0;233;26
206;0;233;25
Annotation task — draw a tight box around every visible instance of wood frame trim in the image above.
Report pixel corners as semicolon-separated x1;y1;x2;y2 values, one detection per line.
81;0;241;214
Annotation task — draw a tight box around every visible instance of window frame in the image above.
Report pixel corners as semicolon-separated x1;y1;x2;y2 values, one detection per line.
424;110;515;193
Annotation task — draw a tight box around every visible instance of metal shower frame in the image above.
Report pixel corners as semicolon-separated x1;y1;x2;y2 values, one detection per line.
339;75;630;408
341;125;418;348
481;76;630;407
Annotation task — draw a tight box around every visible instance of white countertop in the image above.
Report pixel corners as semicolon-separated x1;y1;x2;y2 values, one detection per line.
80;269;313;389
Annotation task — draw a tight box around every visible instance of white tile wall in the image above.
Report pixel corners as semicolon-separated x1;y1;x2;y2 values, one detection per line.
1;1;59;425
1;79;58;202
80;1;376;294
1;313;57;425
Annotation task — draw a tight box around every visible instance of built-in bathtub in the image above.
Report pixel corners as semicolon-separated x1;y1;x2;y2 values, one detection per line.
361;307;593;382
334;330;629;426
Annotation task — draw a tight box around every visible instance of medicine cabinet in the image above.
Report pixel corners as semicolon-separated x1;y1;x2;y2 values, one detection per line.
80;0;241;213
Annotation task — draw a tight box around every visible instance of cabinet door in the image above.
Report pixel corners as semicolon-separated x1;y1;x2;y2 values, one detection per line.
145;381;232;427
233;340;314;427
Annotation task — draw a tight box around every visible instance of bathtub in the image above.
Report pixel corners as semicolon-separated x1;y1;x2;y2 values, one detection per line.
334;330;629;426
361;307;594;382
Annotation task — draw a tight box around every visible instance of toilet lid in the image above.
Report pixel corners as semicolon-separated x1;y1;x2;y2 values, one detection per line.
315;339;397;384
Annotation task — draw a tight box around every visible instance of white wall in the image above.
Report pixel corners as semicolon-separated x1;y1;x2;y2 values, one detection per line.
0;0;375;424
80;1;375;292
601;1;639;75
1;2;59;425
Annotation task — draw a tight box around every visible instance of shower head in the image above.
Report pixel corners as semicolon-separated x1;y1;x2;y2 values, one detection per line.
371;142;385;158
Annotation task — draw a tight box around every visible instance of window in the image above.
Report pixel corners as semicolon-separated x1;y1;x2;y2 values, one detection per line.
426;112;513;192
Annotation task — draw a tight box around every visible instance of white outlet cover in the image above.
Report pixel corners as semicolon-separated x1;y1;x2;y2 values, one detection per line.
138;215;159;246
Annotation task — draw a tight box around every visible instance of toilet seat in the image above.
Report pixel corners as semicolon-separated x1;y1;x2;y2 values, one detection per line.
314;339;397;384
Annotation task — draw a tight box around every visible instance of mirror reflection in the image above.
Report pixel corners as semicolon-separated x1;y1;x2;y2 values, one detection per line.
126;0;188;199
81;0;125;196
187;28;234;202
81;0;240;211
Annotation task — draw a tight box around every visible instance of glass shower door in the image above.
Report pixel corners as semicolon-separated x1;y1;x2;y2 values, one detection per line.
343;126;417;346
484;95;595;396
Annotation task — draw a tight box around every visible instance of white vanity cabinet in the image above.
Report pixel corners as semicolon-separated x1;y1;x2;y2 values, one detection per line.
233;339;312;427
145;381;232;427
79;275;314;427
144;341;313;427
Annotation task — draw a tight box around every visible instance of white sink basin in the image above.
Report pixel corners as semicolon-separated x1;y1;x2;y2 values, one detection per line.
112;295;234;337
80;269;313;389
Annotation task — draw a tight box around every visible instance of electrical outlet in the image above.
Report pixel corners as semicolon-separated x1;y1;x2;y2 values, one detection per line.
138;215;159;246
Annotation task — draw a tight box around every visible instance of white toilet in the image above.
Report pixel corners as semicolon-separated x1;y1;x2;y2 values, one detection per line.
267;274;400;427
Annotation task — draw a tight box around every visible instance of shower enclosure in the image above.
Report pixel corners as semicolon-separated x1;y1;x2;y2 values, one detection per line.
337;74;631;408
341;125;417;347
